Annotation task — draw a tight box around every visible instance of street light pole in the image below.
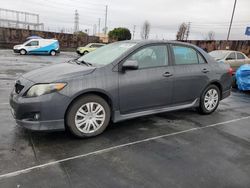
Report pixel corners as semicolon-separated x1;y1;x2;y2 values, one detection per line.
227;0;237;41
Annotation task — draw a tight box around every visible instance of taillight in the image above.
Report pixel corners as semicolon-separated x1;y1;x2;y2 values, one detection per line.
228;67;233;76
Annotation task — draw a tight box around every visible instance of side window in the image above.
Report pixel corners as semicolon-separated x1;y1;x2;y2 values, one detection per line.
226;52;236;60
237;53;245;60
173;45;199;65
198;53;206;64
126;45;168;69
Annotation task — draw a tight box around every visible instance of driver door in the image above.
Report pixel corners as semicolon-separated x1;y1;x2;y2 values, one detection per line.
118;44;174;114
25;41;39;53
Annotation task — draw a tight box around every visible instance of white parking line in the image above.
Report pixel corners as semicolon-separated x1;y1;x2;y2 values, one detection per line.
0;103;9;105
0;88;12;90
0;116;249;180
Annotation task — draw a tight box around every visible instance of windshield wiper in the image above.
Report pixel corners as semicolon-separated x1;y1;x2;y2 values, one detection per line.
76;60;93;67
68;59;93;66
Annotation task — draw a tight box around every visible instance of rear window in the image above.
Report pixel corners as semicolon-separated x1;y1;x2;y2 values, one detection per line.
237;53;245;60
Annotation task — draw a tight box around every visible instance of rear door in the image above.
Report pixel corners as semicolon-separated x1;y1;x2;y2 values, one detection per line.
170;44;210;104
225;52;238;72
236;52;247;68
119;44;174;114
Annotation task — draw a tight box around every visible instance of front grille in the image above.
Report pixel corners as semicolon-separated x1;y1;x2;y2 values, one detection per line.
15;83;24;94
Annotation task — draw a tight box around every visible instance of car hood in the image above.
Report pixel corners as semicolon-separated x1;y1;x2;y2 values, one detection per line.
22;62;95;83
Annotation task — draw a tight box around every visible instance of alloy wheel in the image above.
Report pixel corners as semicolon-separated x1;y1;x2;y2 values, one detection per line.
74;102;106;133
204;89;219;111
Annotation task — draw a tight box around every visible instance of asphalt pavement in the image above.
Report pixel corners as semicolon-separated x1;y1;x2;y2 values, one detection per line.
0;50;250;188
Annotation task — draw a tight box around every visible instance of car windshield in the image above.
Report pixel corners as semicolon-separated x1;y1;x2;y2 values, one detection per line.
78;42;137;66
209;51;228;60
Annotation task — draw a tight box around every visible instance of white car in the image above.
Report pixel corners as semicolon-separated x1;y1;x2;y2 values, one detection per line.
209;50;250;87
209;50;250;73
13;39;60;56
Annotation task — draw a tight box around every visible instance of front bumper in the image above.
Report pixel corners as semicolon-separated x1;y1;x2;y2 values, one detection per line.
13;49;20;53
9;77;71;131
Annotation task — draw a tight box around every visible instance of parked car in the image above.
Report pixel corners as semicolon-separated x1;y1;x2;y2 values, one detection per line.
13;39;60;56
10;41;232;138
76;43;105;55
209;50;250;87
236;64;250;91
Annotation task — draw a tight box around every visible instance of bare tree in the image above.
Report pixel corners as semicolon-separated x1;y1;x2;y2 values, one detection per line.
176;23;188;41
207;31;215;40
141;21;151;40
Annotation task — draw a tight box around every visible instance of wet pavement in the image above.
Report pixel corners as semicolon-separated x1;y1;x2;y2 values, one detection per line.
0;50;250;188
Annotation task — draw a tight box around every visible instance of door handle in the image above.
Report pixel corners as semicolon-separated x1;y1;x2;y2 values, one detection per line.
202;68;209;73
163;72;173;77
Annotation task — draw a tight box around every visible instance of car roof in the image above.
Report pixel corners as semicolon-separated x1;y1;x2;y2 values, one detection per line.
88;43;105;45
118;40;205;49
123;40;192;45
210;50;241;53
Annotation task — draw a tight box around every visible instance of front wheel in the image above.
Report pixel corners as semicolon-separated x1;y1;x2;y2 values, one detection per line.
20;49;27;55
198;85;220;114
66;95;111;138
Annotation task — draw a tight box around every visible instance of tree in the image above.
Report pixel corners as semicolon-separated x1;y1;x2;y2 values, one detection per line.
207;31;215;40
176;23;188;41
73;31;87;36
141;21;151;40
108;27;131;41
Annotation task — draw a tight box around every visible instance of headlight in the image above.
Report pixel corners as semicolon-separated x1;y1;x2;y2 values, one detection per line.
25;83;67;97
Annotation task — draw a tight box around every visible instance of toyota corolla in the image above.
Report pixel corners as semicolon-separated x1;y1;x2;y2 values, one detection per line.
9;41;232;138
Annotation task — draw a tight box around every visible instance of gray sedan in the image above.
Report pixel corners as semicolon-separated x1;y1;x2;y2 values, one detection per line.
10;41;232;138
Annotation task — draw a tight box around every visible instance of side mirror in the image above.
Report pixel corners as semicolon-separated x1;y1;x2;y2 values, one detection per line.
122;60;139;70
226;57;233;61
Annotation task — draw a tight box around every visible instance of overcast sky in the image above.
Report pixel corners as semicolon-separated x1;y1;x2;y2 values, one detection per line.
0;0;249;40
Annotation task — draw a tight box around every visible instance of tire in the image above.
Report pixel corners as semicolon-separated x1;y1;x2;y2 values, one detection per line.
66;94;111;138
83;51;89;55
198;85;220;115
20;49;27;55
50;50;56;56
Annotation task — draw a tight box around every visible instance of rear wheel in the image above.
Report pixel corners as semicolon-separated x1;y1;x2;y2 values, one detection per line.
66;95;111;138
20;49;27;55
50;50;56;56
198;85;220;114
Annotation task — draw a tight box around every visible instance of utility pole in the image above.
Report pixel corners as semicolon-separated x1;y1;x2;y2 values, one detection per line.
74;10;79;33
185;22;191;41
132;25;136;40
93;24;97;35
227;0;237;41
104;5;108;34
98;18;101;34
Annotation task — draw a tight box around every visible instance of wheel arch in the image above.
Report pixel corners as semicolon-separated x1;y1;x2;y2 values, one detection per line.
64;90;114;124
205;80;223;100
